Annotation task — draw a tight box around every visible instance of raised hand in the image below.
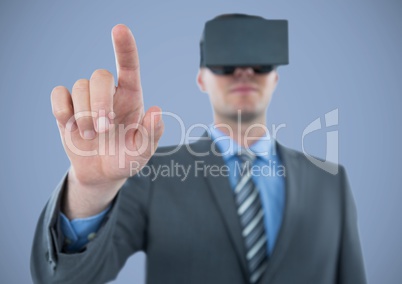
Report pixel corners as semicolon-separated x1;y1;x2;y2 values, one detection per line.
51;24;164;218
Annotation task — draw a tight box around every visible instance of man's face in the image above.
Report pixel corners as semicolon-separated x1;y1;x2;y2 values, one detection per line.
197;67;279;123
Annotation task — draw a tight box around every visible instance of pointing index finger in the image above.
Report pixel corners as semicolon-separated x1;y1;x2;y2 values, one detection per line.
112;24;142;93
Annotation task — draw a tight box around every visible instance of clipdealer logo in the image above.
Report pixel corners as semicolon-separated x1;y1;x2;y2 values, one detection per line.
62;109;340;175
302;108;339;175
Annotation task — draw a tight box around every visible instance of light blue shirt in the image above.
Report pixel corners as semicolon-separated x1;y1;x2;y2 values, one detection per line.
60;127;286;255
208;125;286;256
59;205;111;252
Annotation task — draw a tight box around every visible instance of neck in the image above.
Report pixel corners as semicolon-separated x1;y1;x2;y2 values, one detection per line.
212;114;268;147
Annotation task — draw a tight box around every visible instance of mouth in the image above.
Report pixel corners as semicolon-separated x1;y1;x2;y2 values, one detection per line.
229;85;258;93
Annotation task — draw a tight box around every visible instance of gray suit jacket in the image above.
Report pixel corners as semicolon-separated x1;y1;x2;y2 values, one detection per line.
31;136;367;284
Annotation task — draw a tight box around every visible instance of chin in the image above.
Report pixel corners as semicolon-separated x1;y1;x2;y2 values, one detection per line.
224;109;262;123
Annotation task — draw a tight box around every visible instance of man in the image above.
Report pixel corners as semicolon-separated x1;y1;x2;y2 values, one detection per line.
31;14;367;284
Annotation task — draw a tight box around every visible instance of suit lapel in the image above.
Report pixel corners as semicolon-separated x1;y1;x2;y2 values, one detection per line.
258;140;303;283
189;134;303;283
189;135;250;281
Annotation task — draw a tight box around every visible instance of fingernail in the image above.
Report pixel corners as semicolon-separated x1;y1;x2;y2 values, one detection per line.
97;117;109;133
83;130;95;140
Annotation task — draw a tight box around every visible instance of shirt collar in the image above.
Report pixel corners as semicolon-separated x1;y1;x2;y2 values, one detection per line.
208;124;274;162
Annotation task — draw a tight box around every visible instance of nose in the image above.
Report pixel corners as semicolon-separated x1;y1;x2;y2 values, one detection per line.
233;67;254;77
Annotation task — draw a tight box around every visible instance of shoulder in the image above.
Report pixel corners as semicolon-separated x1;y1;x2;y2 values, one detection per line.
275;139;348;184
150;143;195;164
150;136;215;164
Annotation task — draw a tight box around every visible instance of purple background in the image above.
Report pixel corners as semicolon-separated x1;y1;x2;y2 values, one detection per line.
0;0;401;283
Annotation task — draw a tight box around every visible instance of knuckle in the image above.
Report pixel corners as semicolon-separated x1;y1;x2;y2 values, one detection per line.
72;79;89;92
53;108;73;122
90;102;110;112
74;109;94;120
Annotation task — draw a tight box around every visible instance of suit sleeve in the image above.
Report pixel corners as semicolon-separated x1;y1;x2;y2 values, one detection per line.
59;206;111;252
30;169;152;284
337;166;367;284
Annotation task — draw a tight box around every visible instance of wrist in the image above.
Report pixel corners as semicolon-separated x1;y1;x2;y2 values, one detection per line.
62;168;127;219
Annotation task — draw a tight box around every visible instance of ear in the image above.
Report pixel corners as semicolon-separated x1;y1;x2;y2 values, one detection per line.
271;70;279;85
196;68;207;92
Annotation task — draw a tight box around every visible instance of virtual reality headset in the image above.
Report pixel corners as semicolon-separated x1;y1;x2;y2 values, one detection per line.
200;14;289;68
